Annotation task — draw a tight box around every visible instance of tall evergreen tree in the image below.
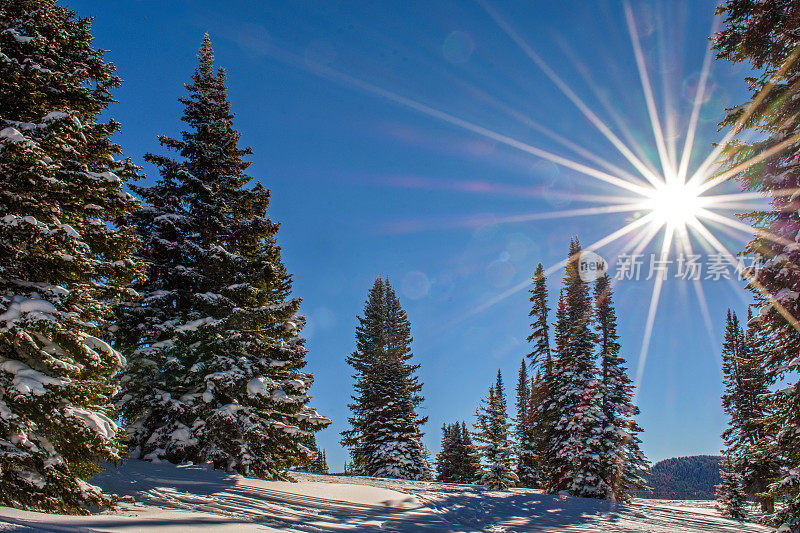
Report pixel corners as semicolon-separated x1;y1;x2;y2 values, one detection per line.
115;35;329;478
594;274;648;501
536;289;570;489
437;421;482;484
474;370;518;490
436;423;459;482
527;263;552;369
526;263;554;488
717;455;749;520
740;308;778;513
547;239;606;497
515;359;536;486
342;278;429;479
0;0;142;512
713;4;800;528
717;309;777;515
458;421;483;484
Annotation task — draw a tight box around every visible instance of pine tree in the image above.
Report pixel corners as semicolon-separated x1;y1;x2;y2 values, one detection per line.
547;239;606;497
0;0;143;513
527;370;547;487
515;359;536;486
342;278;429;479
536;289;570;491
303;434;329;474
713;4;800;528
717;455;749;520
437;421;482;484
308;449;328;474
527;263;552;368
458;422;482;484
115;35;329;478
436;423;463;483
594;274;648;501
474;370;518;490
526;263;554;488
740;308;778;513
717;309;777;515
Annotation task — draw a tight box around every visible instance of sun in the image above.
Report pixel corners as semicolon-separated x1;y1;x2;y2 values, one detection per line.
643;181;705;227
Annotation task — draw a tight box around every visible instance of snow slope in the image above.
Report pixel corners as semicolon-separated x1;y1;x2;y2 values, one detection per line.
0;460;770;532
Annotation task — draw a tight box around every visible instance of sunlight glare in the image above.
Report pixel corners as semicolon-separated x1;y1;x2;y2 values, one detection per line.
644;181;704;227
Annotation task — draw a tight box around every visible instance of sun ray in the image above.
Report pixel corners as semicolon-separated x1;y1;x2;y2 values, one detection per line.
677;16;719;184
630;220;667;258
383;202;647;234
696;132;800;193
479;0;665;187
444;212;660;330
688;218;800;333
461;84;649;186
688;46;800;188
554;35;662;179
676;226;718;351
633;222;675;403
696;207;795;248
705;188;800;202
656;3;679;173
625;1;674;182
259;42;653;196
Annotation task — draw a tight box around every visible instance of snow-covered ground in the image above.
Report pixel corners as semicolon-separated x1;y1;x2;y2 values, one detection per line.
0;461;770;532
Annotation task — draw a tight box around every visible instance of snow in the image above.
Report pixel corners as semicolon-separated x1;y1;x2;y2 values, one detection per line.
0;460;771;532
42;111;69;122
175;317;219;333
3;29;34;43
0;359;67;396
0;296;57;325
65;407;118;440
0;126;26;143
246;376;273;397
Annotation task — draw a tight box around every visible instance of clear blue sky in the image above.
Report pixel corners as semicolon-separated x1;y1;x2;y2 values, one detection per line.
67;0;757;469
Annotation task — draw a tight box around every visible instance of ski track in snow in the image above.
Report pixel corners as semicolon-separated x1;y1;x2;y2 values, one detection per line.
0;461;770;532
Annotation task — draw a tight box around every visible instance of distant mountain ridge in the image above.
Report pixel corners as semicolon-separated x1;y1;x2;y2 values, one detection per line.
638;455;722;500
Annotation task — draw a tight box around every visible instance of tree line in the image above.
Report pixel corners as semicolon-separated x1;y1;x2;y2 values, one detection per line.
429;240;649;500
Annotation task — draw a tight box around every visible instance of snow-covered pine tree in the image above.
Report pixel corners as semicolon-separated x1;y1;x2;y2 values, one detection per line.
717;455;749;520
718;309;776;514
341;277;429;479
713;3;800;528
115;35;329;478
740;308;778;513
527;263;552;367
0;0;143;513
548;239;607;498
436;423;460;482
526;262;554;488
514;359;536;486
474;370;518;490
435;422;481;483
457;421;482;484
718;310;749;518
593;274;648;501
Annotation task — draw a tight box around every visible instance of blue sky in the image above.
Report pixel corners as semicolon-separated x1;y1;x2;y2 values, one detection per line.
68;0;759;469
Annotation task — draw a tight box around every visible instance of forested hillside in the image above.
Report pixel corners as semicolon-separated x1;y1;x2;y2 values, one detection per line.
638;456;722;500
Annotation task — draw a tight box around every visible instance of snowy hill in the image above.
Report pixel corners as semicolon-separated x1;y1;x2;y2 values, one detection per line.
0;460;768;532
